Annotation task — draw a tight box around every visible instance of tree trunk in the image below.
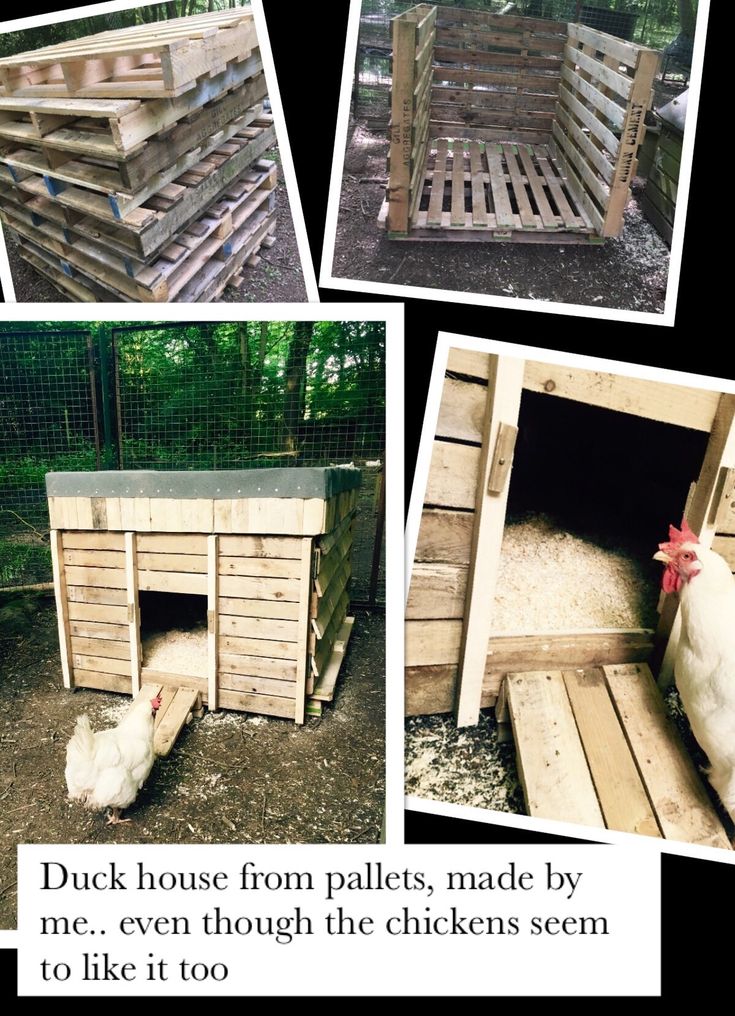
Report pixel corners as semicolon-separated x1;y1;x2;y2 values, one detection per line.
282;322;313;455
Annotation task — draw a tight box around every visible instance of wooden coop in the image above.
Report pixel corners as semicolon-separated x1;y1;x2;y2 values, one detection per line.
407;348;735;849
381;4;659;242
641;90;686;246
47;467;360;724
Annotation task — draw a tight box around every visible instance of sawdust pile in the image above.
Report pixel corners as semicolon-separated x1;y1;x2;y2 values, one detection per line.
143;626;208;676
492;515;659;632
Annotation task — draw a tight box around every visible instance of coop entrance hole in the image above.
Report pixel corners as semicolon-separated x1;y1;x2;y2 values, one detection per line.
139;590;208;678
493;390;710;635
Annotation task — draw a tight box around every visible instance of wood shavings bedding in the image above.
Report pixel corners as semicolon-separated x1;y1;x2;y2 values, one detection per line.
143;626;208;676
492;515;659;632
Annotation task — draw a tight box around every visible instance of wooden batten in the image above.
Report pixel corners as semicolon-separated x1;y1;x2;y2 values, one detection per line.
124;530;141;695
50;529;74;688
293;537;314;724
207;533;219;712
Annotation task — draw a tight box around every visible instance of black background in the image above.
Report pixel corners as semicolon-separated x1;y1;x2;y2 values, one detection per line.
0;0;729;998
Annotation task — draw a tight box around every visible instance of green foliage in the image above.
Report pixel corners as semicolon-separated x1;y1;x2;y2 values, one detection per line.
0;540;50;587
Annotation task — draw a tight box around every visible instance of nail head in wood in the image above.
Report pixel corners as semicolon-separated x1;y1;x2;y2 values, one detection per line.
487;422;519;494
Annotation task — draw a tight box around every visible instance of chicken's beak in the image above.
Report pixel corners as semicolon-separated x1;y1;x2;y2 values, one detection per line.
653;550;671;563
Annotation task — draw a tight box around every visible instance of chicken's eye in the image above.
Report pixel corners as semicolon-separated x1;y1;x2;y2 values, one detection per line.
681;552;692;561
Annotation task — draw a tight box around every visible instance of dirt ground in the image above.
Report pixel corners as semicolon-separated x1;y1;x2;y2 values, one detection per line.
330;119;670;314
0;596;385;929
2;145;307;304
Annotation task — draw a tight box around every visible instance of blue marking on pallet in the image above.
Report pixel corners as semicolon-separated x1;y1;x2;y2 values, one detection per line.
108;195;122;220
7;165;18;183
222;241;233;257
60;260;74;277
124;258;135;278
31;213;42;226
62;228;73;243
44;175;66;196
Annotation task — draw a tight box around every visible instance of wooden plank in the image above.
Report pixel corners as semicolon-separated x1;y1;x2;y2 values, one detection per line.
75;497;93;528
603;48;659;237
220;634;298;661
456;357;524;727
137;570;207;595
218;614;299;642
302;498;326;535
137;552;207;572
415;508;474;565
557;84;619;157
425;440;481;510
312;558;351;638
406;562;467;620
502;144;536;229
506;670;605;826
388;16;417;233
64;565;126;588
468;141;487;227
315;524;352;596
137;533;208;553
50;530;74;689
73;669;131;693
67;585;127;605
319;510;356;555
711;535;735;571
70;636;131;660
553;105;614;185
405;664;500;715
713;467;735;536
485;630;654;671
516;145;556;228
450;141;465;227
567;23;642;68
218;653;297;681
67;601;128;624
125;530;140;696
564;44;632;100
219;672;296;698
207;534;218;712
218;596;301;621
219;535;302;558
62;548;125;568
62;531;125;550
560;64;625;128
535;146;582;228
153;683;178;730
603;663;731;849
426;137;448;226
218;556;302;579
218;574;300;602
562;668;661;837
523;361;721;432
69;619;130;640
550;123;609;228
154;686;199;758
217;688;295;719
446;348;491;380
406;619;462;668
72;653;132;676
485;144;515;230
310;617;355;703
294;538;313;724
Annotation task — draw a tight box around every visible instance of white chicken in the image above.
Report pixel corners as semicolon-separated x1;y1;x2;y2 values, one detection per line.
654;519;735;822
65;693;162;825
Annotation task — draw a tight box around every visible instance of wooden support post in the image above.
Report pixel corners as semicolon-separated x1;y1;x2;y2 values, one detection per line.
294;537;314;725
125;531;141;696
602;47;659;237
455;356;525;728
387;15;417;234
207;533;219;712
50;530;74;689
655;394;735;685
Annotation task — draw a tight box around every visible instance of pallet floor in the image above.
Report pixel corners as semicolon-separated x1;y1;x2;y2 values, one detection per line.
501;662;731;849
407;137;600;242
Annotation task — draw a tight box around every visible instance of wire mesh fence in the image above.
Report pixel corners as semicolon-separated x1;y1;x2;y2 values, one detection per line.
0;322;386;604
355;0;697;121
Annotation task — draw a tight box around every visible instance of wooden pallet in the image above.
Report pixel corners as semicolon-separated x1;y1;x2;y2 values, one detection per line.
0;76;266;216
6;159;277;301
0;53;262;159
0;10;258;100
132;681;203;759
500;662;732;850
396;138;599;242
0;116;276;261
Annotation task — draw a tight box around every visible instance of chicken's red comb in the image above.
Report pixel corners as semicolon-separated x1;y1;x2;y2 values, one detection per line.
151;695;162;711
659;517;700;555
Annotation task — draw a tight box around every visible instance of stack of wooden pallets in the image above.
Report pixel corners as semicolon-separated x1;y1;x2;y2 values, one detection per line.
0;9;277;302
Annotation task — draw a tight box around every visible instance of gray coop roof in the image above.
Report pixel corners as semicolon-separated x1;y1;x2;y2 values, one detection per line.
46;466;362;500
656;90;688;133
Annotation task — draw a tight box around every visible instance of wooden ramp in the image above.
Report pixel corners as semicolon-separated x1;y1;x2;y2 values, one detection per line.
499;663;732;850
132;681;203;758
306;616;354;718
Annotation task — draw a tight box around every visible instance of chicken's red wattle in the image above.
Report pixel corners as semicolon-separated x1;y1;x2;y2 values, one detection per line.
662;563;682;594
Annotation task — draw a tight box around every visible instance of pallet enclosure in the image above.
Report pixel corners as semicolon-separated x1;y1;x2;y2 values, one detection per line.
382;4;658;242
48;468;360;723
